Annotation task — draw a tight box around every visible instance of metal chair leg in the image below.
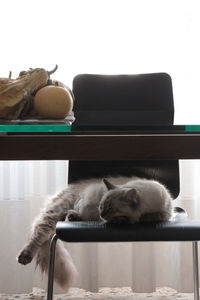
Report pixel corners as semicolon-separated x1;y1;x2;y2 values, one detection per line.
193;241;199;300
47;234;58;300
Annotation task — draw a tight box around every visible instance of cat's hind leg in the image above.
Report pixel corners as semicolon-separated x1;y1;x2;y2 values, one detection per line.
17;185;78;265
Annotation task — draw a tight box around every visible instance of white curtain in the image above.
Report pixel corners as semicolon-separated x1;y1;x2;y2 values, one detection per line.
1;0;200;294
0;160;200;294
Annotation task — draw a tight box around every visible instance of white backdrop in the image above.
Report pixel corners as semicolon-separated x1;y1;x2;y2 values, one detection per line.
1;0;200;294
0;161;200;294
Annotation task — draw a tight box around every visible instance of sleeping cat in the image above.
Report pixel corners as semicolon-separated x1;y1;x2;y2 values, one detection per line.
17;176;173;290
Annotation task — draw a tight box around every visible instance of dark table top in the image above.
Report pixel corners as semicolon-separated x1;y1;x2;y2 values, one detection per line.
1;130;200;160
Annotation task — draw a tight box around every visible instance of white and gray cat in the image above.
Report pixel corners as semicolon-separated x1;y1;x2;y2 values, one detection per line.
17;176;173;290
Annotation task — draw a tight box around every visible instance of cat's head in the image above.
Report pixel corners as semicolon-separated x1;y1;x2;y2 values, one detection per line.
99;178;141;224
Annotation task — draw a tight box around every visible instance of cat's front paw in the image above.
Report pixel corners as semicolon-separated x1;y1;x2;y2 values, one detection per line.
17;248;33;265
66;210;82;221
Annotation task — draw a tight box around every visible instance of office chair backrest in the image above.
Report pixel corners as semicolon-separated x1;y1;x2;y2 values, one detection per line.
69;73;179;199
72;73;174;126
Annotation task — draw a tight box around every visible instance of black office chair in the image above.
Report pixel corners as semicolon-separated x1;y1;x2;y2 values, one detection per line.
47;73;200;300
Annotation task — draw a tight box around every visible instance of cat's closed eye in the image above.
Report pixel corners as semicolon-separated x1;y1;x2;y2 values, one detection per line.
99;202;112;212
106;203;112;211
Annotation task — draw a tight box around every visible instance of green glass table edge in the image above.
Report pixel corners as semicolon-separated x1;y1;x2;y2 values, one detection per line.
0;124;200;133
0;124;71;132
185;125;200;131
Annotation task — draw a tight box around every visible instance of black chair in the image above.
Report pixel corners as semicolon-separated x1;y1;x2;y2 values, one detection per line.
47;73;200;300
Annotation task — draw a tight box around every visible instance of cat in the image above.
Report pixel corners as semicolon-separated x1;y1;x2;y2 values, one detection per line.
67;178;173;223
17;176;173;290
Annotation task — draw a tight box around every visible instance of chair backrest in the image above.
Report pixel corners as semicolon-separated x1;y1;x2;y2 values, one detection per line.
71;73;174;127
69;73;179;199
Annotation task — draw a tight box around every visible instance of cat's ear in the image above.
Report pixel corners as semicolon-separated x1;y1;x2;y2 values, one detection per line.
103;178;116;190
126;188;139;206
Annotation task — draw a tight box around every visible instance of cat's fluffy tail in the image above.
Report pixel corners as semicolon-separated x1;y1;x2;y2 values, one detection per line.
35;236;78;290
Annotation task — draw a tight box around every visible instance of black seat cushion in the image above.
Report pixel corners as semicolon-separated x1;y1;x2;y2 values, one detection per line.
56;218;200;243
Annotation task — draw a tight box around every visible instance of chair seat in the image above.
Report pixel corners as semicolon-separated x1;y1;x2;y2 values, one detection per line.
56;217;200;243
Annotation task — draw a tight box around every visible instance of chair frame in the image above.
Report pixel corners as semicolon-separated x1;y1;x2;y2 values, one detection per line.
47;235;199;300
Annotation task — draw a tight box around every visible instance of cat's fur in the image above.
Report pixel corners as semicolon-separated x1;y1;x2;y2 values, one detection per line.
17;176;173;290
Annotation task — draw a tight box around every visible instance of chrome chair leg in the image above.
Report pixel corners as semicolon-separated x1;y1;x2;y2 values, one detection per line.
193;241;199;300
47;234;58;300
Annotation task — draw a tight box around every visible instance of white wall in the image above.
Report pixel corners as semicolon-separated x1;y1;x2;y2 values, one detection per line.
1;0;200;123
